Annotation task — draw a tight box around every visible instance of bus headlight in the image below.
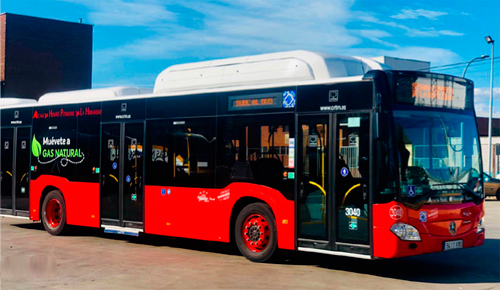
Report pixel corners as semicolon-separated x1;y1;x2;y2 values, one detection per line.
390;223;421;241
477;217;485;234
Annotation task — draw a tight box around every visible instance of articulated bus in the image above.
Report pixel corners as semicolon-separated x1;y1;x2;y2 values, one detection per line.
0;51;485;262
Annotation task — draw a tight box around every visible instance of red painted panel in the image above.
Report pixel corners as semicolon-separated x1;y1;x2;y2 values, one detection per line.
407;202;483;237
145;183;295;250
30;175;100;228
373;201;485;259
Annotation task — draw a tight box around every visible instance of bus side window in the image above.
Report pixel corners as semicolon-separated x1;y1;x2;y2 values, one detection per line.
216;115;294;198
145;118;216;188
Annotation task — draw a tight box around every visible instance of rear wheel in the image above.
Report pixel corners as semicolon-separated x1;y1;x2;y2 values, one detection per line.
41;190;67;235
496;188;500;201
235;203;277;262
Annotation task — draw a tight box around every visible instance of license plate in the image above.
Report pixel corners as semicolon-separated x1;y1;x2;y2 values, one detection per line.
444;240;463;251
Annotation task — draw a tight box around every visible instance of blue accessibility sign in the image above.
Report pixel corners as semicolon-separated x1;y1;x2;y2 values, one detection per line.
126;175;131;183
341;167;349;177
161;188;166;196
420;211;427;222
112;162;117;170
407;185;416;197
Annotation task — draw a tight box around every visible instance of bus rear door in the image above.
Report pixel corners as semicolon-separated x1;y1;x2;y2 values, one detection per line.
1;126;31;217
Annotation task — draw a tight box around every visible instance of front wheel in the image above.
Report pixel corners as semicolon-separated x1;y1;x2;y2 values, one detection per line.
41;190;67;235
496;188;500;201
235;203;277;262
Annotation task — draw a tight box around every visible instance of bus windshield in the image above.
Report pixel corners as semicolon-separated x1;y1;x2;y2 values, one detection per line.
393;108;482;207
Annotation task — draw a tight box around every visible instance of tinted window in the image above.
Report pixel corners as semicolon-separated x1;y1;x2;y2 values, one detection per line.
146;118;216;188
216;114;294;199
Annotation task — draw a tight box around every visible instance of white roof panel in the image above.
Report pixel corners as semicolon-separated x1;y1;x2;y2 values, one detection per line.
0;98;37;108
154;50;387;94
38;86;153;104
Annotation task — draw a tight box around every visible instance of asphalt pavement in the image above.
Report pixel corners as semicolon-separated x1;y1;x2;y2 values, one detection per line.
1;199;499;290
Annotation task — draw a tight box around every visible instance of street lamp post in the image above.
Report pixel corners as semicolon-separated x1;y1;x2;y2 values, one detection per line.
486;35;495;176
462;55;489;78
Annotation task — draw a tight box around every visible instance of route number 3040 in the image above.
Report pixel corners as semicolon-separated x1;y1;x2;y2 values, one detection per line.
345;207;361;217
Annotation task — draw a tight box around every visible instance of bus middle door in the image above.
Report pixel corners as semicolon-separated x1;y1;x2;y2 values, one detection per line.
100;122;144;232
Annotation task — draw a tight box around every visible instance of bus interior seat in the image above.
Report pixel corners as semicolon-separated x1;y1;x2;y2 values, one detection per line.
252;158;284;187
230;161;254;180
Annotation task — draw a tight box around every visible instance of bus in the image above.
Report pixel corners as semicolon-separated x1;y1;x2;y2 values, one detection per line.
0;50;485;262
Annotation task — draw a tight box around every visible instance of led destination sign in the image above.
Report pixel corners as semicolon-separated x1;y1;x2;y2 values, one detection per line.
234;97;276;108
412;83;453;101
229;93;282;111
395;73;472;110
228;91;296;111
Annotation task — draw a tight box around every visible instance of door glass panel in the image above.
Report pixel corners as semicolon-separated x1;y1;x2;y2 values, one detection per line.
123;123;143;222
1;128;14;210
298;116;329;240
101;124;120;220
16;128;31;211
336;113;370;244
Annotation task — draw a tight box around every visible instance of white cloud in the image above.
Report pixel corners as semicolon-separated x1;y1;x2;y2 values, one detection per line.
358;13;463;38
52;0;469;87
391;9;448;20
55;0;176;26
95;0;363;64
406;28;463;37
353;29;398;48
475;87;500;102
345;46;460;67
474;87;500;115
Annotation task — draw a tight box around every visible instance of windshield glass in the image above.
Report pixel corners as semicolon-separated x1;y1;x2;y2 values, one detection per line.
394;108;483;207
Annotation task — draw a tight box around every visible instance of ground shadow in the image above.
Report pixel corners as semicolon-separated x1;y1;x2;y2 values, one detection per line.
281;239;500;284
11;221;238;256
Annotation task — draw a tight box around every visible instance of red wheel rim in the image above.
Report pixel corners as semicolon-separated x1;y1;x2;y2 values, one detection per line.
46;199;62;228
242;214;270;252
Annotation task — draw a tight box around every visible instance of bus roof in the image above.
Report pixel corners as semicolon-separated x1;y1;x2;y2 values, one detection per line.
154;50;388;94
2;51;390;108
0;98;37;108
38;86;153;104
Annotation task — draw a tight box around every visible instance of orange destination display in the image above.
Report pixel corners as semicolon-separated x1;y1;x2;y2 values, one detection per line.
228;92;284;111
394;72;472;110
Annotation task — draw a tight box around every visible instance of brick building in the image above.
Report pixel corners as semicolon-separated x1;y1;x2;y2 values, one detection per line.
0;13;93;100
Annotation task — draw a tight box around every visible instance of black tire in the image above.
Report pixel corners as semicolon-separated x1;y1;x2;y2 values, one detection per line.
496;189;500;201
235;203;277;263
41;190;67;235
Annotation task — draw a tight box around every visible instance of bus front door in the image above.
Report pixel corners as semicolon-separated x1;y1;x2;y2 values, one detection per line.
298;113;371;255
335;113;371;248
101;122;144;230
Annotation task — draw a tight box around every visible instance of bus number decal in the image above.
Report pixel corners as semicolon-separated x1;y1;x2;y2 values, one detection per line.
345;207;361;217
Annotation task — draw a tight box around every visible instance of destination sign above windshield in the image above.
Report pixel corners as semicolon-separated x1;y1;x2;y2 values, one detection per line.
394;72;472;110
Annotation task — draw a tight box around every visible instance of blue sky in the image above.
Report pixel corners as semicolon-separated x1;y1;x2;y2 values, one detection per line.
2;0;499;114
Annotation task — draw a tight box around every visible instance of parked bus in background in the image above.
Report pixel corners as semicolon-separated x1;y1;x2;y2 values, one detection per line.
0;51;485;262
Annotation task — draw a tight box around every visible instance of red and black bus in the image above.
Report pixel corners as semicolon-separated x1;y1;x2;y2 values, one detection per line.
0;51;485;262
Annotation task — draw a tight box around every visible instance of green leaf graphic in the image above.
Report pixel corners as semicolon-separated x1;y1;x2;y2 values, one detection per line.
32;135;42;157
